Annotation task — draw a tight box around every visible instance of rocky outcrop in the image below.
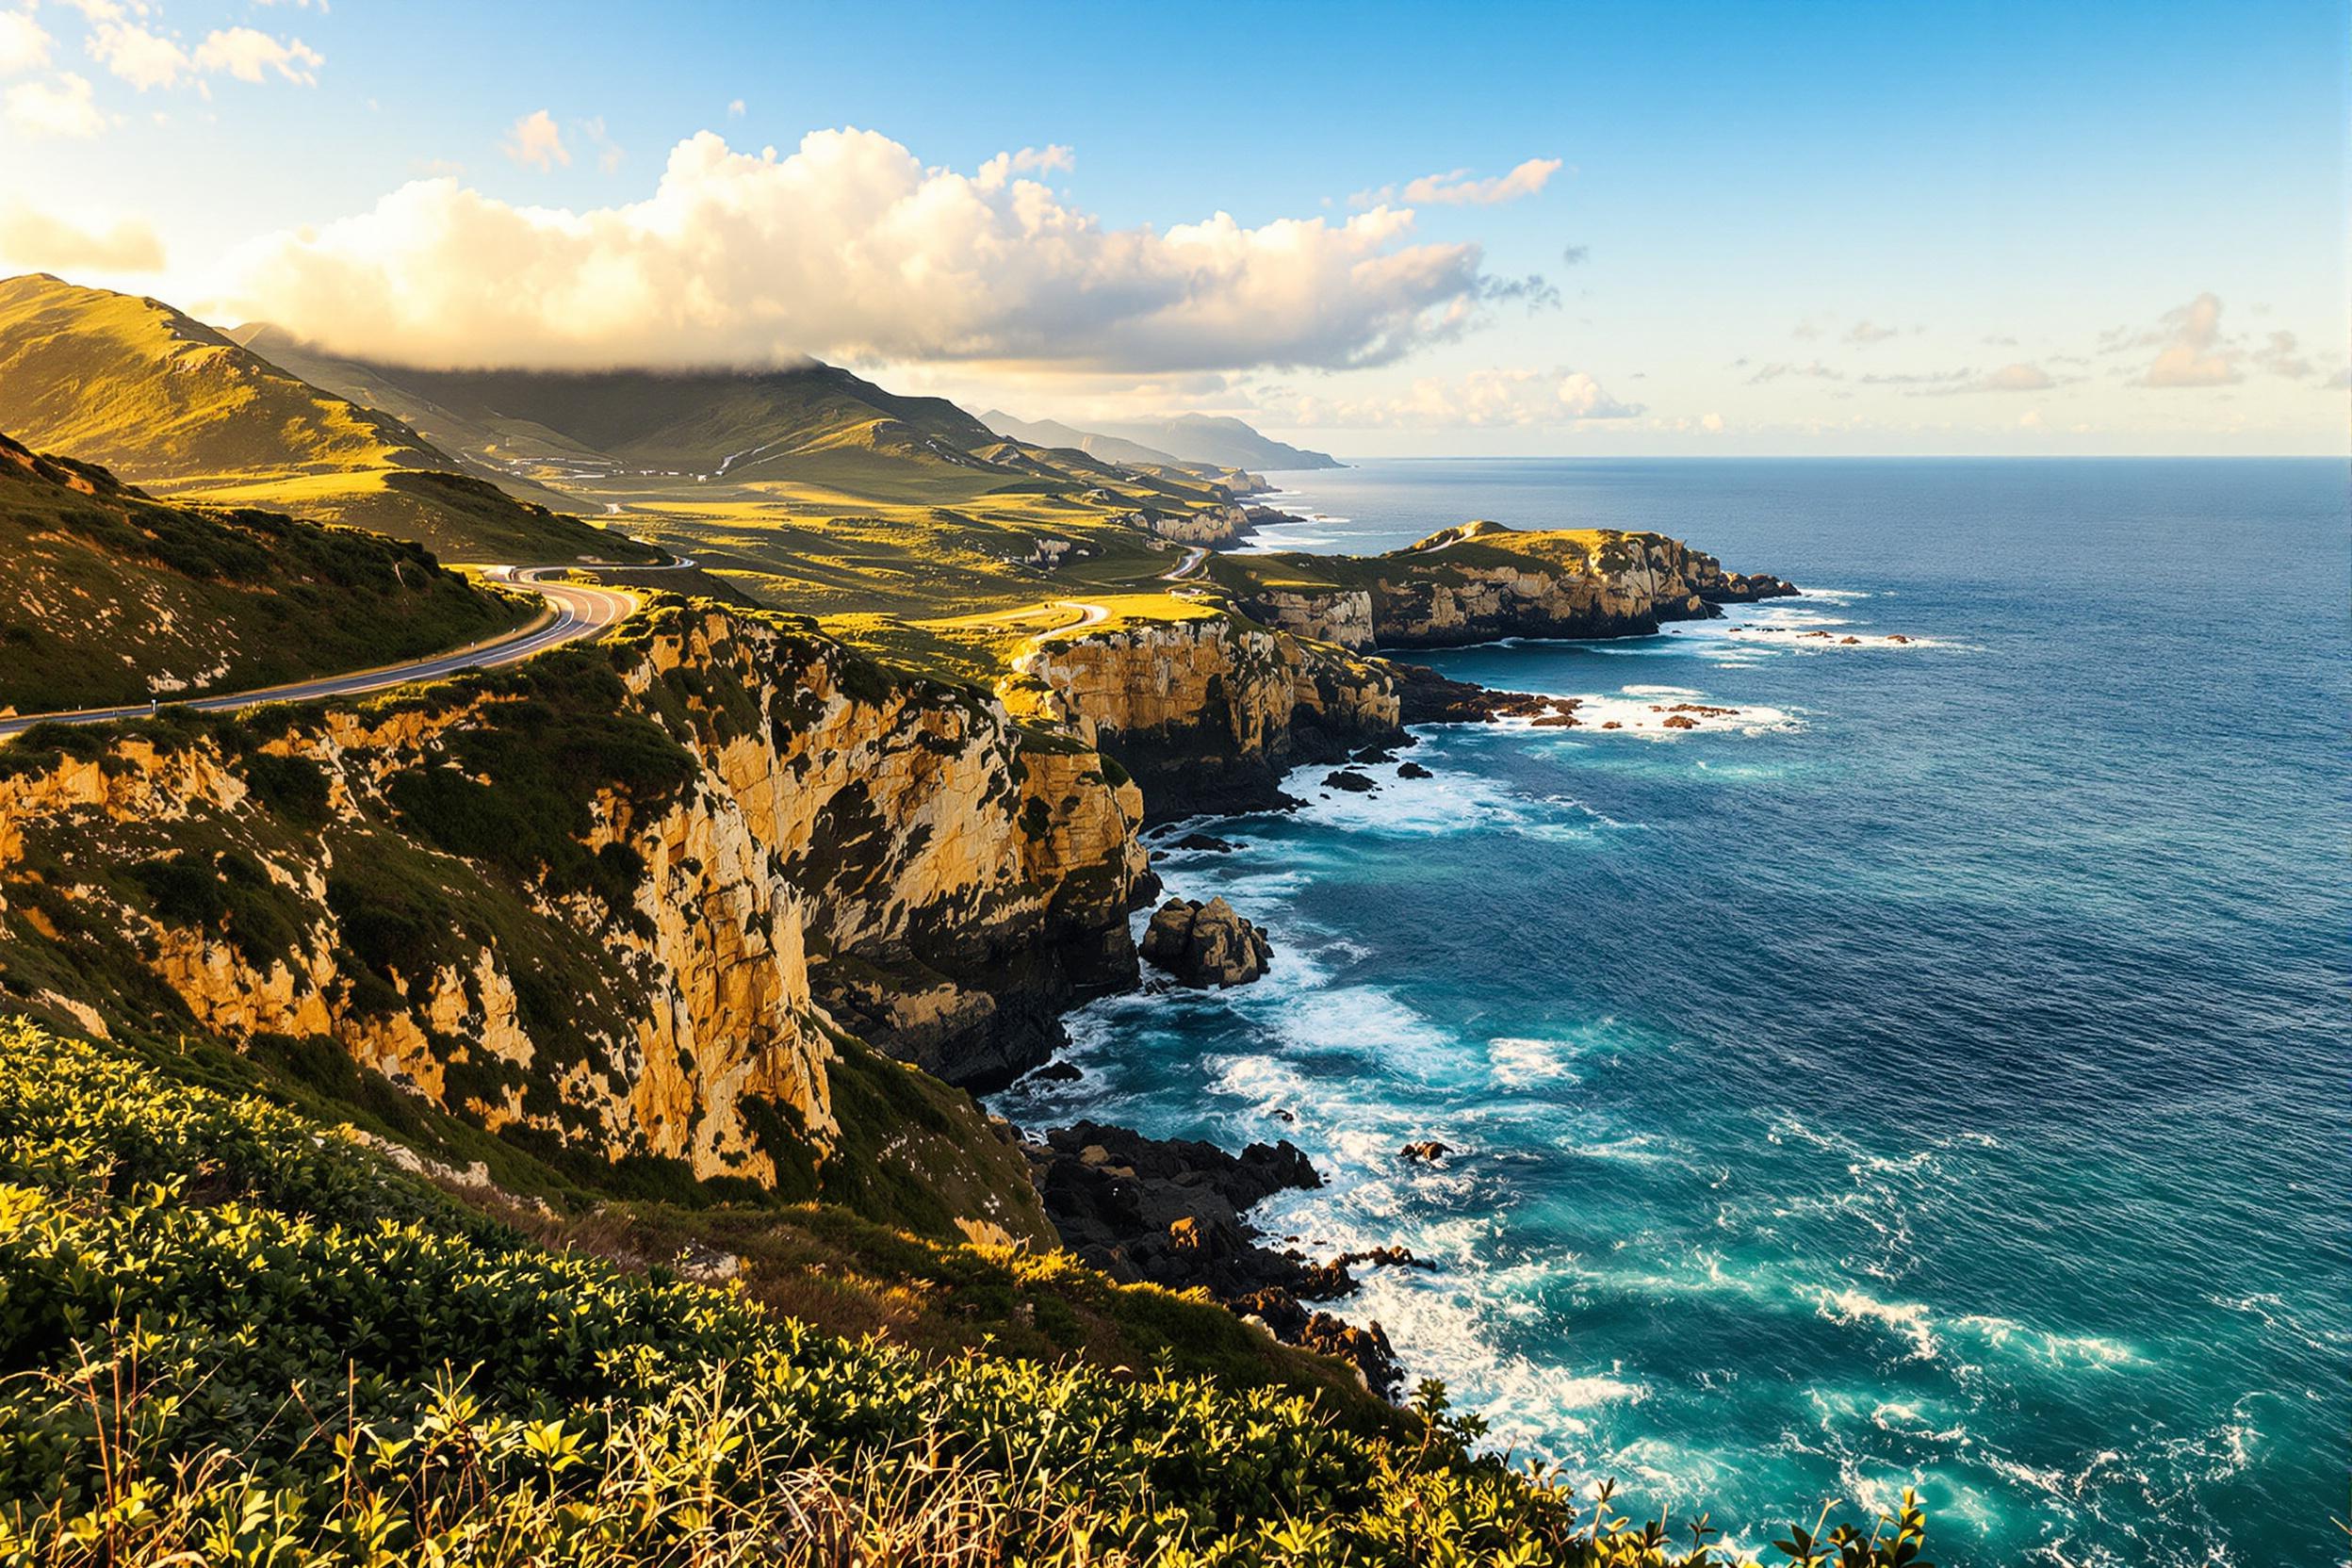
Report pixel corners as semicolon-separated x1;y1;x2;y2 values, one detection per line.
1015;612;1401;820
1238;525;1797;653
1140;896;1270;987
1128;502;1255;547
1390;662;1583;727
1028;1121;1405;1396
0;598;1147;1223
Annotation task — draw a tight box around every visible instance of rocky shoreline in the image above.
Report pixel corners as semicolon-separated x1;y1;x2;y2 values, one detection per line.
1021;1119;1414;1396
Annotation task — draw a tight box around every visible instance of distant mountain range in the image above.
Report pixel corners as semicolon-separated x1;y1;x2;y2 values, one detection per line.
981;409;1342;472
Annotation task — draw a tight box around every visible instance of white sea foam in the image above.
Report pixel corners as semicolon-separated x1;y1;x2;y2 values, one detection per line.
1511;691;1803;738
1488;1036;1581;1087
1815;1286;1941;1361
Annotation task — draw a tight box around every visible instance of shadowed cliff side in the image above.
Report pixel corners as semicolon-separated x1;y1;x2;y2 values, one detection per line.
0;596;1147;1237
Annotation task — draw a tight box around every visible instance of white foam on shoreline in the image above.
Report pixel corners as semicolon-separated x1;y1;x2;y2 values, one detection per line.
1503;691;1803;738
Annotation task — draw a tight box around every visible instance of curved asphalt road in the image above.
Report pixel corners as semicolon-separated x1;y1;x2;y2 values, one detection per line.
0;562;689;741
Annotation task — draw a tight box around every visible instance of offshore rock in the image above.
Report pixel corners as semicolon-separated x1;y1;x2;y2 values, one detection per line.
1140;896;1272;987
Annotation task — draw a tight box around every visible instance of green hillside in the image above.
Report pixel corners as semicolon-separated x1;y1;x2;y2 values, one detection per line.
0;1015;1930;1566
0;275;656;564
0;431;526;712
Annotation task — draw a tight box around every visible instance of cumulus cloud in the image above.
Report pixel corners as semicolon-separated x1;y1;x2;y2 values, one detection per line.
79;14;319;92
87;19;184;89
0;9;52;74
223;127;1496;373
2253;329;2311;381
193;25;321;84
1977;361;2054;392
503;107;568;170
2136;292;2242;387
1281;367;1643;429
6;70;104;136
0;199;163;269
726;97;744;118
1352;156;1561;208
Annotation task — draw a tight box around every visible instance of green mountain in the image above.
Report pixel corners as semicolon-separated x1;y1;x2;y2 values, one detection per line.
0;274;656;564
0;430;524;712
237;335;1013;482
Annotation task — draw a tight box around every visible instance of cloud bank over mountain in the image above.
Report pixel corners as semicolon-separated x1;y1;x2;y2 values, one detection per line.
222;127;1503;375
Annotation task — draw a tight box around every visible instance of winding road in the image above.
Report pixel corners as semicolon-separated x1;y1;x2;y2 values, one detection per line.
0;563;679;741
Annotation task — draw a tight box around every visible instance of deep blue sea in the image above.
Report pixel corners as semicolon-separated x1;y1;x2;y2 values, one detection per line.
993;458;2349;1568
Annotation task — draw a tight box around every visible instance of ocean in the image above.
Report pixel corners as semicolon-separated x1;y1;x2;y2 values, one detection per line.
990;457;2349;1567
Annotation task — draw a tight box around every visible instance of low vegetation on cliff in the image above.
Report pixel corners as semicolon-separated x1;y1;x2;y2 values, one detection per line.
0;432;528;712
0;1018;1932;1566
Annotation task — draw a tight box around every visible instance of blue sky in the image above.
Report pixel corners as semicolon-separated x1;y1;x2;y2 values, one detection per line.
2;0;2343;454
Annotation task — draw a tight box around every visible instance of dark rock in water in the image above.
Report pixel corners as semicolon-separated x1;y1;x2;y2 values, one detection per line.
1392;662;1581;727
1398;1141;1450;1163
1351;744;1397;764
1335;1245;1436;1272
1170;832;1238;854
1396;760;1434;779
1140;896;1272;987
1026;1120;1407;1398
1024;1061;1082;1085
1129;867;1164;906
1272;1108;1296;1122
1322;769;1378;792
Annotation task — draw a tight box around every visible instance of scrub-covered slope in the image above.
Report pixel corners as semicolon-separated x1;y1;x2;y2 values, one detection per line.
0;431;525;713
0;1016;1944;1567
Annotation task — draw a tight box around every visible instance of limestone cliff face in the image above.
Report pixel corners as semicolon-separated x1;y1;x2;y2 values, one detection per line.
1130;502;1254;547
1240;528;1797;652
0;600;1144;1227
1015;613;1400;820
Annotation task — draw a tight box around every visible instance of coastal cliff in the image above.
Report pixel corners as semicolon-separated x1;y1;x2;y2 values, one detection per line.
1228;521;1797;651
1013;609;1401;820
0;597;1149;1233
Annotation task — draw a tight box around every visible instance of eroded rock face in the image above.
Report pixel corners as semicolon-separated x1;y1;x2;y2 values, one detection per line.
0;601;1147;1202
1016;614;1401;819
1140;896;1271;988
1241;530;1798;653
1131;501;1256;547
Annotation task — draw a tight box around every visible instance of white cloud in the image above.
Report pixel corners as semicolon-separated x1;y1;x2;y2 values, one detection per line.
82;16;318;92
224;127;1495;374
5;70;104;137
726;97;743;118
975;142;1072;189
2138;292;2242;387
1845;319;1899;345
87;19;185;89
1749;360;1843;384
1281;367;1643;428
1979;361;2053;392
192;25;321;84
580;114;622;173
0;10;51;74
503;106;568;170
1352;156;1561;208
0;199;163;268
2253;329;2311;381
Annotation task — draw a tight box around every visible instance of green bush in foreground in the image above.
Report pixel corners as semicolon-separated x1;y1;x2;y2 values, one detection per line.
0;1020;1932;1566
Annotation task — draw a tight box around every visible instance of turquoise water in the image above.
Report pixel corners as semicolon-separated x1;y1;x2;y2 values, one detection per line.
993;459;2349;1567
